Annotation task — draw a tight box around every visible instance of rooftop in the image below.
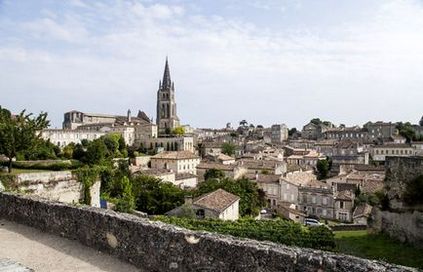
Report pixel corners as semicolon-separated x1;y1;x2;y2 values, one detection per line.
194;189;240;213
152;151;199;160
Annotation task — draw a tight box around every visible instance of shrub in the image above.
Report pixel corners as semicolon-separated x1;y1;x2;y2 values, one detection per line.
154;216;335;250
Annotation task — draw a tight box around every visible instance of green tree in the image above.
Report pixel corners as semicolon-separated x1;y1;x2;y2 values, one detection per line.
195;177;265;216
132;175;186;215
396;122;416;143
62;143;75;159
84;139;107;165
316;159;329;180
0;107;49;172
172;126;185;136
221;142;236;156
403;175;423;205
114;176;135;213
288;127;297;136
204;168;225;180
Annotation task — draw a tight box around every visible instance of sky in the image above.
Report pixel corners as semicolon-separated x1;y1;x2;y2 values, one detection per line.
1;0;423;129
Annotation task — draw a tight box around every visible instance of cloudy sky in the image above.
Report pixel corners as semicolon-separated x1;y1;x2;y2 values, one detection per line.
1;0;423;129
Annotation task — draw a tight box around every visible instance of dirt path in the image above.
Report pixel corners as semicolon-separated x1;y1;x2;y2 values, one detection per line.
0;219;141;272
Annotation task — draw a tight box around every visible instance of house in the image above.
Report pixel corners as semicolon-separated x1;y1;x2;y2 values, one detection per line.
271;124;288;144
277;203;306;224
151;151;200;175
370;144;415;162
323;126;369;141
298;180;334;219
166;189;240;220
363;121;397;140
249;174;281;208
353;203;373;225
334;190;354;222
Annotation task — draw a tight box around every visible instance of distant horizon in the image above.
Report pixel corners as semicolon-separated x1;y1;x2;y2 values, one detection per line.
1;0;423;129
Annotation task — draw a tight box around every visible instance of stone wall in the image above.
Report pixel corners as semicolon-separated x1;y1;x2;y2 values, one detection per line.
370;208;423;248
0;192;416;272
0;171;100;207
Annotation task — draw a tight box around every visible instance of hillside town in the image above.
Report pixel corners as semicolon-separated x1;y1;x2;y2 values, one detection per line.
2;58;423;271
31;59;423;225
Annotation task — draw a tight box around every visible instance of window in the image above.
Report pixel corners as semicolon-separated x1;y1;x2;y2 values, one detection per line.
340;201;344;209
322;209;327;216
322;197;327;205
291;194;294;201
196;209;205;219
286;184;290;190
312;196;316;204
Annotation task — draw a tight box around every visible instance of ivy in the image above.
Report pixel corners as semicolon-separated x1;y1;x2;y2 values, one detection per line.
0;174;18;191
73;166;102;205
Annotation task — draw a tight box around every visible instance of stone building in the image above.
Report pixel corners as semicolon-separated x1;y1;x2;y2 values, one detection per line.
150;151;200;175
323;126;369;141
370;144;415;162
156;58;180;134
41;129;106;148
334;190;354;222
298;180;334;219
363;121;397;140
167;189;240;220
271;124;288;144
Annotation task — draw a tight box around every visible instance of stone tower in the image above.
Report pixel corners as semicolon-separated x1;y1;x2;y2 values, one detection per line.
156;57;180;134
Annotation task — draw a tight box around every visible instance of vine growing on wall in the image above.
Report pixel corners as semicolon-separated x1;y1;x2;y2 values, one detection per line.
73;166;101;205
0;174;18;191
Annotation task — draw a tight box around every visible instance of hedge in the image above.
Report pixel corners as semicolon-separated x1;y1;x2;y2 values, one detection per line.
154;216;335;250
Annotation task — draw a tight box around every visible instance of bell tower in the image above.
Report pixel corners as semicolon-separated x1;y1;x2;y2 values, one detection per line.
156;57;180;134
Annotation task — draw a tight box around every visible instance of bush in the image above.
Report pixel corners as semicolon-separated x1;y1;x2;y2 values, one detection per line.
154;216;335;250
403;175;423;206
0;160;83;171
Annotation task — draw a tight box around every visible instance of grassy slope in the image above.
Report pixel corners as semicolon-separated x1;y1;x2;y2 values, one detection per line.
335;230;423;269
0;168;50;175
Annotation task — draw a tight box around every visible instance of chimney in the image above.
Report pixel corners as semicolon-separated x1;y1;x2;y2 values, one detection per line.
184;196;193;205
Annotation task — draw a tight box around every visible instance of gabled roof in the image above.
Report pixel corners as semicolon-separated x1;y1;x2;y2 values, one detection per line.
353;203;373;218
193;189;240;213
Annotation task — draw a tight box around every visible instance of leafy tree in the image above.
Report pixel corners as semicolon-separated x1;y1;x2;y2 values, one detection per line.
221;142;236;156
420;116;423;127
310;118;322;125
239;120;248;127
316;159;329;180
0;107;49;172
73;143;86;161
396;122;416;143
62;143;75;159
204;168;225;180
403;175;423;206
84;139;107;165
172;126;185;136
132;175;186;215
114;176;135;213
195;177;265;216
288;128;297;136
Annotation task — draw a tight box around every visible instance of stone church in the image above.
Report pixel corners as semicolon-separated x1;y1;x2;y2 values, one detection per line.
156;57;180;134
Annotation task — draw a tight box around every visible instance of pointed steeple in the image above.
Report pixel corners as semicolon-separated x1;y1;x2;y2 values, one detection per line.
162;56;171;89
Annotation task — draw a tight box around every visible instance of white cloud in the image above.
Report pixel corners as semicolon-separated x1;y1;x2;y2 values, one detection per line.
1;0;423;128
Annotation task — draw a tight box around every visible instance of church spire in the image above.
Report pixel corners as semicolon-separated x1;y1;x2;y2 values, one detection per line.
162;56;171;89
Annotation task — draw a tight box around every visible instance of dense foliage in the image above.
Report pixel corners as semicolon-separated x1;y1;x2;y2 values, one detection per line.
0;107;49;172
155;216;335;250
396;122;423;142
403;175;423;206
203;168;225;180
131;174;186;214
316;159;330;180
69;133;128;165
195;177;265;217
0;160;83;171
221;142;236;156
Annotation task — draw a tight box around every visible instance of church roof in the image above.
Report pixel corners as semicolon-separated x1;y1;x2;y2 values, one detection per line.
162;57;172;89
